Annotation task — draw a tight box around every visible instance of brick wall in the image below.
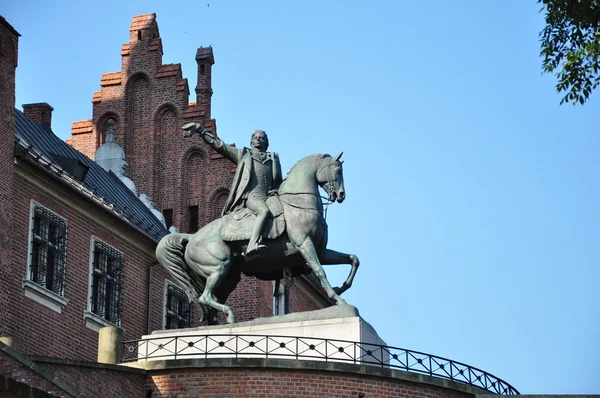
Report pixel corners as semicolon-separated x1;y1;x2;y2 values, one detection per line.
4;163;166;360
0;17;19;343
42;362;145;398
0;351;70;397
145;368;475;398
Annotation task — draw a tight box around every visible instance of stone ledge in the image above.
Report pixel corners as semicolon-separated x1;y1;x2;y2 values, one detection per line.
152;304;363;334
29;356;146;375
83;311;119;332
0;341;83;398
124;357;490;396
22;280;68;313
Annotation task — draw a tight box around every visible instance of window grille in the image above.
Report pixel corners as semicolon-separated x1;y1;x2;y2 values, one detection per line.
91;240;124;326
30;206;68;295
165;283;192;329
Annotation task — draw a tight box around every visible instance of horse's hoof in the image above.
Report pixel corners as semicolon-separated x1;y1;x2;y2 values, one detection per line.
226;315;237;324
333;287;343;295
335;298;347;305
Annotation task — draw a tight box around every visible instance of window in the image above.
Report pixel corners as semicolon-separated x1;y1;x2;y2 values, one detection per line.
200;64;205;75
188;205;198;232
164;282;192;329
163;208;173;229
90;239;124;326
28;204;68;296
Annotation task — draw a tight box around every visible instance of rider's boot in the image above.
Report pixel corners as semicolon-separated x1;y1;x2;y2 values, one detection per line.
244;210;269;256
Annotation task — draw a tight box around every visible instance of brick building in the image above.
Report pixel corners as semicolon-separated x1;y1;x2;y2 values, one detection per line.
0;13;518;398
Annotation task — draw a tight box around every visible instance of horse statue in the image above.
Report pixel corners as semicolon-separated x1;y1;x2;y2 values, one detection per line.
156;152;359;324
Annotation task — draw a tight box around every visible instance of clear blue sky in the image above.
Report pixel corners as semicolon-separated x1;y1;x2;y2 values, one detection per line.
3;1;599;394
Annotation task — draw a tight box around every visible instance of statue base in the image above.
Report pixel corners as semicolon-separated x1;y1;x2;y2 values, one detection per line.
133;305;387;363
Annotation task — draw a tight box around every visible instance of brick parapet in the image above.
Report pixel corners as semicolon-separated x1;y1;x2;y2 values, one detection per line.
132;358;482;398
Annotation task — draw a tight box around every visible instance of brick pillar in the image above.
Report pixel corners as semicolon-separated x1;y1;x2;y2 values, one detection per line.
195;46;214;119
0;16;20;339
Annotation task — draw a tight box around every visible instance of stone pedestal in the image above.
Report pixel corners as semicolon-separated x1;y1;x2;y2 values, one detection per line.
133;305;388;365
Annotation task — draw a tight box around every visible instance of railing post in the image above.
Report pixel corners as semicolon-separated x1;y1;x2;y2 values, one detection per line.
174;337;178;360
97;326;123;364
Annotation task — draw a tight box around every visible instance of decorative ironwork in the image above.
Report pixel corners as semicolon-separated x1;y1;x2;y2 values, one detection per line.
30;205;68;295
122;334;518;395
91;240;124;326
165;283;192;329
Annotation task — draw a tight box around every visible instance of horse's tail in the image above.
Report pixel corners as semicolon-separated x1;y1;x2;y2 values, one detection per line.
156;233;208;321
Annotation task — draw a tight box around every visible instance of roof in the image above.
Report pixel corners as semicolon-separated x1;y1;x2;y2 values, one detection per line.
15;109;169;242
195;46;214;63
129;13;156;31
0;15;21;37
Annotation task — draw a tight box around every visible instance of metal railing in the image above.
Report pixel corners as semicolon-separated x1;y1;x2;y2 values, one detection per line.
122;334;518;395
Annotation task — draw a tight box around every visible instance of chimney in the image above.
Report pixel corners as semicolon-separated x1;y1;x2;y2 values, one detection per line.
23;103;53;128
195;46;214;119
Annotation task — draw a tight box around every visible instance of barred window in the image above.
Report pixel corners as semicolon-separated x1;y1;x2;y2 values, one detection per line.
165;282;192;329
29;205;68;296
90;240;123;326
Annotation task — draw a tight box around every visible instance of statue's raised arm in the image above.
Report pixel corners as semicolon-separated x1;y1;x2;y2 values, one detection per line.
182;122;241;164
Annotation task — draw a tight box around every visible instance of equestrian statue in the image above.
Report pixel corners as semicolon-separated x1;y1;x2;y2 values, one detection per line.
156;124;360;324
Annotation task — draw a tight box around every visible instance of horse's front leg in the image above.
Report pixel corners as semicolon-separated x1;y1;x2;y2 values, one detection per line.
297;238;347;305
319;248;360;296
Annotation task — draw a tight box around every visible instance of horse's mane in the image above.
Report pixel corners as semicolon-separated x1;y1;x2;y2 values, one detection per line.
284;153;331;179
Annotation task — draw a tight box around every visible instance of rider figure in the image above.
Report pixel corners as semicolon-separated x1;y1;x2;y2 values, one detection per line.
184;124;282;256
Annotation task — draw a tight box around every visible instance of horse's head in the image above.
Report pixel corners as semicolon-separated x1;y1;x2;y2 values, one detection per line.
317;152;346;203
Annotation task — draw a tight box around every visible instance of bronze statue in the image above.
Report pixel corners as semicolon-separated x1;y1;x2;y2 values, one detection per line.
183;124;282;256
156;127;360;324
